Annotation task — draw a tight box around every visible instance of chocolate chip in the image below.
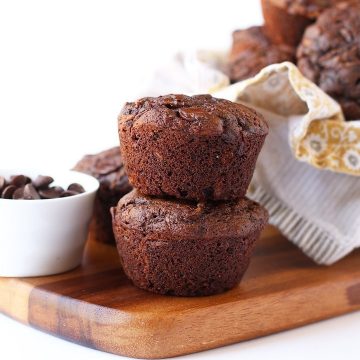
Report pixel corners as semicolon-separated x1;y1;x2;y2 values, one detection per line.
39;187;63;199
1;174;85;200
12;186;25;200
67;183;85;194
61;190;79;197
10;175;31;187
23;184;40;200
1;185;17;199
53;186;65;193
32;175;54;189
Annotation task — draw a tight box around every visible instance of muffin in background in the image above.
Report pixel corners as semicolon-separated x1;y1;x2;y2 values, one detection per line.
74;147;132;244
261;0;314;46
261;0;356;47
228;26;295;83
297;2;360;120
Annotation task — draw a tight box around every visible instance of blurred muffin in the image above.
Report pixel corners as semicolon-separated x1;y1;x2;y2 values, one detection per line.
74;147;132;244
261;0;356;47
297;2;360;120
228;26;295;82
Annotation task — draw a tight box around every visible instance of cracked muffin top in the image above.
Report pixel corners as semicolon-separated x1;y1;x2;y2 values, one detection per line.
119;94;268;136
280;0;355;18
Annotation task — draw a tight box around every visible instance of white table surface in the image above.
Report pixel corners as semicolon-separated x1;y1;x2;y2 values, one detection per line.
1;1;359;359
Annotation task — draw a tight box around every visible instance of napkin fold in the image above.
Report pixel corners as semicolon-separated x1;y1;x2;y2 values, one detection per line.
137;51;360;265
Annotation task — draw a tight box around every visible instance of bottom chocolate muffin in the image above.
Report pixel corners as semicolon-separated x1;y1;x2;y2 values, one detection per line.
74;147;132;244
111;190;268;297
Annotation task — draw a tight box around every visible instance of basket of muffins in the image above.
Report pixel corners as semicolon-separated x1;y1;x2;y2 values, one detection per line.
75;94;269;296
229;0;360;122
216;0;360;264
125;0;360;265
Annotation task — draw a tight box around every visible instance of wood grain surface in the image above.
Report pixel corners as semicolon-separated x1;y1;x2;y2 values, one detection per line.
1;226;360;359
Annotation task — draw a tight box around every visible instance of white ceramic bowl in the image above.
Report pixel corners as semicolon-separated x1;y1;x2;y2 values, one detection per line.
0;169;99;277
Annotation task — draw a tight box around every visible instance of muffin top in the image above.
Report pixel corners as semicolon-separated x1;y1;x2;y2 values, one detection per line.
112;190;268;240
297;2;360;120
74;147;132;198
119;94;268;137
280;0;353;18
229;26;295;82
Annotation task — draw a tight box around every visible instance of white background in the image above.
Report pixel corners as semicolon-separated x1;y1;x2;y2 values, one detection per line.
0;0;262;169
0;1;359;359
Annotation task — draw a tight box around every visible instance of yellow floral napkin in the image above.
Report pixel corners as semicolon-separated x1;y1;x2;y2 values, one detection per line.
215;62;360;175
138;52;360;265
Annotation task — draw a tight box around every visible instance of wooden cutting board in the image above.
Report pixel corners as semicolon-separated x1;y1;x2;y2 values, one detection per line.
1;226;360;359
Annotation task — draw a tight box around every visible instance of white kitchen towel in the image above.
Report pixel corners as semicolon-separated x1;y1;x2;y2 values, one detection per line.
137;51;360;265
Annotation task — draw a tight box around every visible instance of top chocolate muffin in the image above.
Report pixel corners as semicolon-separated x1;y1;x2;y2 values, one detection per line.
118;94;268;202
297;2;360;120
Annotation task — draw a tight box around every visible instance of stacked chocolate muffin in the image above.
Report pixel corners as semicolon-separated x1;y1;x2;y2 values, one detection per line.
112;94;269;296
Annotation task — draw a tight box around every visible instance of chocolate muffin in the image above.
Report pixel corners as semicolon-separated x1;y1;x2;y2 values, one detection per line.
111;190;268;297
297;2;360;120
74;147;132;244
118;94;268;202
228;26;295;82
261;0;355;46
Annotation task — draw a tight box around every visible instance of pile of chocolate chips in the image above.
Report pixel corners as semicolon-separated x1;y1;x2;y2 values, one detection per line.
0;175;85;200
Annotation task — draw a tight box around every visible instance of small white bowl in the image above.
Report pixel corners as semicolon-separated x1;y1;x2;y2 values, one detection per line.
0;169;99;277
